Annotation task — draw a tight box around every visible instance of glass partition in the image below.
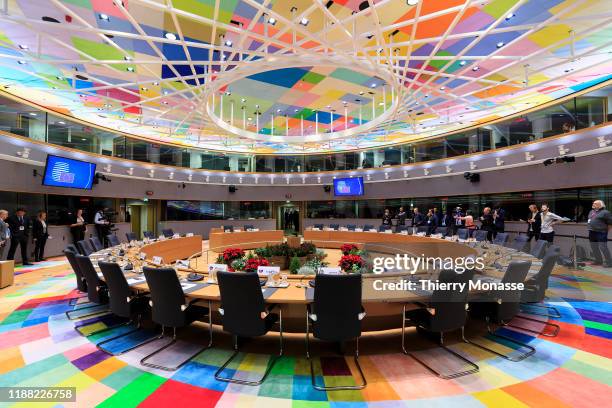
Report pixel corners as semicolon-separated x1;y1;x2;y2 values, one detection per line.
0;84;608;172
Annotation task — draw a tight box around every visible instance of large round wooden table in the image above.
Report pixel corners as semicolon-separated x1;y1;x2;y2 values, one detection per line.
92;231;545;332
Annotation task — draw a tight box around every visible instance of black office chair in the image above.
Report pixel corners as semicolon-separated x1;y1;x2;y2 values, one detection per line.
473;229;489;242
222;225;234;232
402;269;479;379
467;260;536;361
493;233;510;246
77;239;95;256
140;266;212;371
379;225;393;232
329;224;340;230
395;225;409;233
243;225;255;231
66;255;109;321
96;262;155;355
126;232;138;242
457;228;469;240
346;224;356;231
107;234;120;247
64;248;91;307
162;228;174;238
510;235;530;252
435;226;448;236
362;224;374;231
143;231;156;239
313;224;324;230
90;236;104;251
215;271;282;386
65;244;79;254
306;274;366;390
530;239;549;259
416;226;429;235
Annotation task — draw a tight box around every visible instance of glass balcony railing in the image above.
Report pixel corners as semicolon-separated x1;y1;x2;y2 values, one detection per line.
0;83;609;173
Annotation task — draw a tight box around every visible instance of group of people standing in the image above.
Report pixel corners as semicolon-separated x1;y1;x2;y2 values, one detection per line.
0;208;51;264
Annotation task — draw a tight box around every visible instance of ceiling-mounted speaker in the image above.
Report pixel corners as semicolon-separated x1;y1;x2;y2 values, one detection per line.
463;172;480;183
323;185;331;193
229;185;237;193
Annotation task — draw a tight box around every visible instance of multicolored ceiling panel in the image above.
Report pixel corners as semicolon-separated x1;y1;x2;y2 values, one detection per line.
0;0;610;154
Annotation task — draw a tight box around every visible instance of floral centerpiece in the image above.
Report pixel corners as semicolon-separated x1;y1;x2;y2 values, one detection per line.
339;254;364;273
340;243;360;255
244;257;269;272
222;247;245;267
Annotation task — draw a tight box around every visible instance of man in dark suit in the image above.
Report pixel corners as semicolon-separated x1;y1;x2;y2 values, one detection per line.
526;204;541;241
7;208;32;265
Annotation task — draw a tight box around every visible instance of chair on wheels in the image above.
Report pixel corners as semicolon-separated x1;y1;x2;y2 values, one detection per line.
395;225;409;233
66;244;79;254
473;229;489;242
140;267;212;371
379;225;393;232
493;233;510;246
66;255;110;321
361;224;374;231
467;260;536;361
215;271;282;386
416;226;429;235
435;227;448;236
530;239;549;259
162;228;174;238
96;262;156;355
126;232;138;242
510;235;530;252
402;269;479;379
90;237;104;252
243;225;255;231
329;224;340;230
346;224;356;231
306;274;366;391
313;224;324;230
143;231;156;239
457;228;470;240
222;225;234;233
107;234;120;247
64;248;92;307
77;239;95;256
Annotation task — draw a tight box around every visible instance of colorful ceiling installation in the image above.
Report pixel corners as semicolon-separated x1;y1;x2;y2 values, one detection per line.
0;0;611;154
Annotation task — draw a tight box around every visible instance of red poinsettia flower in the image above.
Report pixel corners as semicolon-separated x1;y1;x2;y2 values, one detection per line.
340;243;359;255
338;254;364;272
244;257;269;272
222;248;245;263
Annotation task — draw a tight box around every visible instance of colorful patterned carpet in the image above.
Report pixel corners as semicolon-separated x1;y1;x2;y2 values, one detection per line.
0;259;610;407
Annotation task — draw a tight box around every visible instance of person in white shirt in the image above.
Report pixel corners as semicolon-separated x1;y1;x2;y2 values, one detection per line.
94;208;110;247
0;210;9;261
539;203;570;243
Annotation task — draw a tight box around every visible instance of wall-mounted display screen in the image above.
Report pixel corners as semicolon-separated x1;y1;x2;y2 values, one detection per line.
42;155;97;190
333;177;364;196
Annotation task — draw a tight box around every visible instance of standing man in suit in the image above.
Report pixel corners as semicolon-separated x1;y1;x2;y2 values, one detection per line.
0;210;9;261
526;204;541;241
7;208;32;265
493;205;505;238
32;211;49;262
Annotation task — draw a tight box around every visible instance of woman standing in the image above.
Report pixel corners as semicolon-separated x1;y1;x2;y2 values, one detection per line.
32;211;49;262
70;209;86;244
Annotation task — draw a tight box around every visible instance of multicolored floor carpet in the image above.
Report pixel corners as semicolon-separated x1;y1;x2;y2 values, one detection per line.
0;259;610;407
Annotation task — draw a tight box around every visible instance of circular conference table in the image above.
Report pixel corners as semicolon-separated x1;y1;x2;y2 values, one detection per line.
91;231;548;332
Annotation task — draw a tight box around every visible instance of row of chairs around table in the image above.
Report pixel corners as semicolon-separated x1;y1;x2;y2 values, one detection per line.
70;229;179;256
63;240;562;389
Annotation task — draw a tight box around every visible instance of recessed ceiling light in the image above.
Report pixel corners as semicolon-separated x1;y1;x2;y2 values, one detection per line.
57;121;65;125
505;12;515;20
18;44;29;50
370;83;377;88
247;117;252;121
124;55;132;60
496;41;505;48
267;17;277;25
300;17;309;26
126;66;134;72
407;0;419;5
56;76;63;80
29;112;37;116
141;87;148;91
165;32;177;40
99;13;109;21
225;91;231;96
163;90;168;95
153;82;159;86
224;40;233;47
241;98;246;103
440;86;445;90
459;60;467;66
17;60;26;64
378;102;384;106
472;66;480;71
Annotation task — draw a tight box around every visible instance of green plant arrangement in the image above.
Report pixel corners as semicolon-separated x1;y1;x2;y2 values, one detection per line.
216;254;224;264
254;246;271;258
289;256;302;274
230;257;246;272
297;258;329;275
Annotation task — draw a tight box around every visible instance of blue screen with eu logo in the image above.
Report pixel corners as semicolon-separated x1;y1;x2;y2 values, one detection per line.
42;155;97;190
333;177;364;196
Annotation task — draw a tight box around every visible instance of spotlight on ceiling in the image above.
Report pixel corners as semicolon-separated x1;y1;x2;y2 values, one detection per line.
496;41;505;48
164;32;177;40
407;0;419;5
267;17;277;25
99;13;109;21
505;12;515;20
224;39;233;47
300;17;310;26
18;44;29;50
472;66;480;71
463;172;480;182
459;60;467;66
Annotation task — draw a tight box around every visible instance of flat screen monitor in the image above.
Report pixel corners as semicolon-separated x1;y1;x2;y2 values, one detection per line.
42;154;97;190
333;177;364;196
